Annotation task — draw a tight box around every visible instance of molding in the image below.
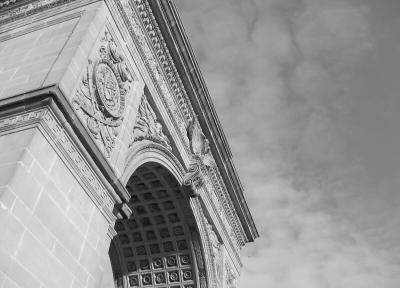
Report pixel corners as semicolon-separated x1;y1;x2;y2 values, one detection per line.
0;0;74;24
122;140;185;185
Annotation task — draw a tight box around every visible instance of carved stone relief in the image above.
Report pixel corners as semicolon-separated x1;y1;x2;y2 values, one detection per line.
206;220;223;288
183;119;215;196
225;264;237;288
72;30;133;157
129;94;171;151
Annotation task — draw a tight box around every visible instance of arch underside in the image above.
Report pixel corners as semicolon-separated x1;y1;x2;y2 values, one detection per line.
111;162;200;288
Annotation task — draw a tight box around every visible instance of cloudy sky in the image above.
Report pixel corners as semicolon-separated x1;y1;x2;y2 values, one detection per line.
175;0;400;287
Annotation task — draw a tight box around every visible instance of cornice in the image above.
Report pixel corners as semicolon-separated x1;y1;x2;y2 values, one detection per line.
148;0;259;242
113;0;250;247
129;0;258;242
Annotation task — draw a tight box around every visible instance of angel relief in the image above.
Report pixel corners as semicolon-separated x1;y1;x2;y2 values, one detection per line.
130;95;172;151
72;31;133;157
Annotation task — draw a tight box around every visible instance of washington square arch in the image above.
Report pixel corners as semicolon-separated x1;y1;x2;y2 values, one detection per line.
0;1;258;288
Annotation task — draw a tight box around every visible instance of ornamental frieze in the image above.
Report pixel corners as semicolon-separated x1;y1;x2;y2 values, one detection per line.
130;94;171;151
72;30;133;157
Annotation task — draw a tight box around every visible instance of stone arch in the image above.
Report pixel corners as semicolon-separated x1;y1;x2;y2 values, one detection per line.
109;155;211;288
122;141;186;185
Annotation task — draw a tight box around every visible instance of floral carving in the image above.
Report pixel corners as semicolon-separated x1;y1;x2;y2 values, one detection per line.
72;31;133;157
130;95;171;151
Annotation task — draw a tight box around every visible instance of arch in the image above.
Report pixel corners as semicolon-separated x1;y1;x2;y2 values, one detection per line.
122;141;186;186
109;157;210;288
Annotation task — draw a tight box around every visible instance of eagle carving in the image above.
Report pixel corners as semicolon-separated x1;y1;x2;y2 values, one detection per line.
183;118;215;196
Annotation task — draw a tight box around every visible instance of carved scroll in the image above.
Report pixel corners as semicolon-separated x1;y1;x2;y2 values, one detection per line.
72;30;133;157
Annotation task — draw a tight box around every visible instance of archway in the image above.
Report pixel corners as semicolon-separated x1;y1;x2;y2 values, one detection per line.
109;162;202;288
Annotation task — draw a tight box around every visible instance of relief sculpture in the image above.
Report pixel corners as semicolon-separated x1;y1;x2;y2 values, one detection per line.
130;95;172;151
206;220;223;287
72;30;133;157
183;118;215;196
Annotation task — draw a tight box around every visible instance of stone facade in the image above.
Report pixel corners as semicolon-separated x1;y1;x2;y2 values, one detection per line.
0;1;258;288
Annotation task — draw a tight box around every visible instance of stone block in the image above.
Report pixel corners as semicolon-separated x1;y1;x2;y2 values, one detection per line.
38;18;77;43
16;231;73;288
43;179;69;213
27;131;57;172
11;58;54;80
0;163;18;187
78;241;101;279
0;207;25;256
0;186;16;210
34;193;84;258
87;208;109;241
70;277;86;288
67;205;88;235
53;241;89;286
0;249;40;288
29;162;49;188
8;165;42;210
0;129;35;158
11;198;55;250
49;158;77;196
85;227;99;250
0;17;79;99
68;182;95;221
0;79;44;100
2;278;20;288
0;149;25;165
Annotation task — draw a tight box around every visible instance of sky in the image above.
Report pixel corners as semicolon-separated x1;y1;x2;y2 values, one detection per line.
175;0;400;287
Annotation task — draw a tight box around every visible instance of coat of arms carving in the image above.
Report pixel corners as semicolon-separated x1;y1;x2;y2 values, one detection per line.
72;31;133;157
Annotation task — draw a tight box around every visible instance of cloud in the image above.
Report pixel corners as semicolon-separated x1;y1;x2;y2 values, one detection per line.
176;0;400;287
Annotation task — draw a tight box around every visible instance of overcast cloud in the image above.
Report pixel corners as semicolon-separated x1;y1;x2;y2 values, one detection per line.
176;0;400;287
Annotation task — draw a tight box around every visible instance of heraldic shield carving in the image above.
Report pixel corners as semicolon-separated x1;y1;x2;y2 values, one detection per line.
73;30;133;157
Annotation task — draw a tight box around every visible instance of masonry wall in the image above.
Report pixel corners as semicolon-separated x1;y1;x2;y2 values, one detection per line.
0;127;113;288
0;1;105;100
